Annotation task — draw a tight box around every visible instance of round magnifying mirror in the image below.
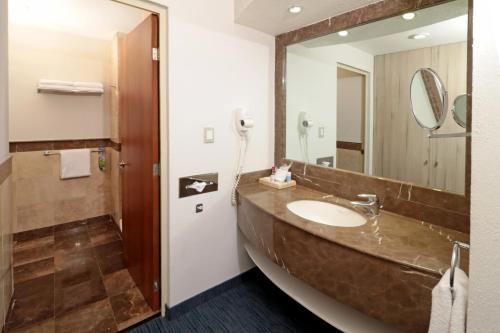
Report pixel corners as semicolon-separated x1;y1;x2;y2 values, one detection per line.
410;68;448;130
452;94;467;128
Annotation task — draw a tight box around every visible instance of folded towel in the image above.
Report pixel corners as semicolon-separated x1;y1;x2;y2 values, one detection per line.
428;268;468;333
38;84;77;92
60;149;91;179
39;79;74;87
74;87;104;93
74;81;103;89
38;84;103;94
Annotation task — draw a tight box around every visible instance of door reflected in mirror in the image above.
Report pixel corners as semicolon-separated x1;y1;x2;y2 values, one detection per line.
410;68;448;130
284;0;468;194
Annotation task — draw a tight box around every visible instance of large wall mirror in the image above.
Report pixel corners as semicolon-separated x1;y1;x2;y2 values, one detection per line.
284;0;469;195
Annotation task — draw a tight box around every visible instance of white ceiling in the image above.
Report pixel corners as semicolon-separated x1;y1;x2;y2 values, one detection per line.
350;15;467;55
234;0;382;36
9;0;149;40
297;0;468;55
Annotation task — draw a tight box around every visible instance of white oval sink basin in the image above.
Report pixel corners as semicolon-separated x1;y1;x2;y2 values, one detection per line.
287;200;366;227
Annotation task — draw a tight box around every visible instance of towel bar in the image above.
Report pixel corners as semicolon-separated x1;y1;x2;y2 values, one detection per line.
43;149;101;156
450;241;470;289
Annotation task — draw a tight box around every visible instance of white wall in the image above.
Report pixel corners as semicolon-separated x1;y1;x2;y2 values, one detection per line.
467;1;500;331
8;25;111;141
286;43;373;168
337;75;363;143
147;0;274;307
0;0;8;159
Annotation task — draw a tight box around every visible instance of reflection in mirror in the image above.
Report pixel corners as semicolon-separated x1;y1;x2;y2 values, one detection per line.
452;94;468;128
410;68;448;130
285;0;468;194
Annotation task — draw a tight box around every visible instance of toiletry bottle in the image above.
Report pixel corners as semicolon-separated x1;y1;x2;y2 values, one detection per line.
271;166;276;182
286;171;292;182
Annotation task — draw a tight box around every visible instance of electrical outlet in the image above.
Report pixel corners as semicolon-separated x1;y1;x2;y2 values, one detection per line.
196;203;203;213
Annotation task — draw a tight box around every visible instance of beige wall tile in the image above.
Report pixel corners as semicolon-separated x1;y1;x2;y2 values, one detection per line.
12;152;58;180
0;171;13;329
13;152;113;232
110;149;122;225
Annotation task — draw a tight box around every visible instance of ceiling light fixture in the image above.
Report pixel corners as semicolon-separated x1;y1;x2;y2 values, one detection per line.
402;12;416;20
409;33;429;40
288;5;302;14
338;30;349;37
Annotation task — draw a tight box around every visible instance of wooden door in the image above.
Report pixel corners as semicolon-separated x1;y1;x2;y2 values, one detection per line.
121;14;160;310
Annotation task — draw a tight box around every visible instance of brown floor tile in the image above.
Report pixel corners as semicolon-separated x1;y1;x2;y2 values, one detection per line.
109;288;153;326
6;275;54;331
87;215;112;225
55;277;107;316
6;319;55;333
94;241;123;259
54;248;95;272
55;299;117;333
88;223;121;246
13;243;54;267
97;253;126;276
54;232;92;255
14;258;55;284
14;235;54;253
54;220;87;234
55;257;101;288
103;270;136;297
14;227;54;242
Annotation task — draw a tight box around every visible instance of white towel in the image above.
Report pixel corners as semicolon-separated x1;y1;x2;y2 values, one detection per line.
74;81;104;89
60;149;91;179
39;79;74;87
428;268;468;333
38;84;76;92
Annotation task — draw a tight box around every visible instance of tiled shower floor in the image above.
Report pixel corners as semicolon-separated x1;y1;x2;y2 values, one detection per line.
6;216;157;332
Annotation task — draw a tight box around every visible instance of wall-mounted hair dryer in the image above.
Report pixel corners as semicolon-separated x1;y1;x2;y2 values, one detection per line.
236;108;254;137
298;112;314;135
232;107;254;206
298;112;313;163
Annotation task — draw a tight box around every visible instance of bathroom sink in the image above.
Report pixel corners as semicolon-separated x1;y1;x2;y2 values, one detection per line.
286;200;366;227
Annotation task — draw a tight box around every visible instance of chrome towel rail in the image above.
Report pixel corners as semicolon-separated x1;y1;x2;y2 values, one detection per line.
450;241;470;289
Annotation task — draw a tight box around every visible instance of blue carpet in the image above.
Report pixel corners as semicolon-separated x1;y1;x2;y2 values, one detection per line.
129;270;342;332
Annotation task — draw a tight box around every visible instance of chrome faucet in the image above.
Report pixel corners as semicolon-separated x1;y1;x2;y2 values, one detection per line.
351;194;380;216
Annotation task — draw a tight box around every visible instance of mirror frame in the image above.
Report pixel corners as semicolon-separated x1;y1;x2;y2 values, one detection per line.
410;68;449;131
275;0;472;232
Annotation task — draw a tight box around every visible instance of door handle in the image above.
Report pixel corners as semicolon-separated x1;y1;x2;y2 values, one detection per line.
119;161;128;168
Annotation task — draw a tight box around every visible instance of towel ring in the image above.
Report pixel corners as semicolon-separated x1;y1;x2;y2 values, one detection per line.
450;241;470;289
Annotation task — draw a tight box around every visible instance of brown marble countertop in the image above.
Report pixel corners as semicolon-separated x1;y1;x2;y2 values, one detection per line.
238;183;469;276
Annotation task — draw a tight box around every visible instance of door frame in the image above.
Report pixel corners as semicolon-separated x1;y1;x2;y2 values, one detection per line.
336;63;372;174
111;0;169;315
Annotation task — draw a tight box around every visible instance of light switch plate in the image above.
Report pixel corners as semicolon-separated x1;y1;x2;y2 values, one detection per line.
318;127;325;138
204;127;214;143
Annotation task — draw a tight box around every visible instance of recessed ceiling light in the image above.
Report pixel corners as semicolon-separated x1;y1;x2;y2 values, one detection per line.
338;30;349;37
409;33;429;40
288;6;302;14
402;12;416;20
